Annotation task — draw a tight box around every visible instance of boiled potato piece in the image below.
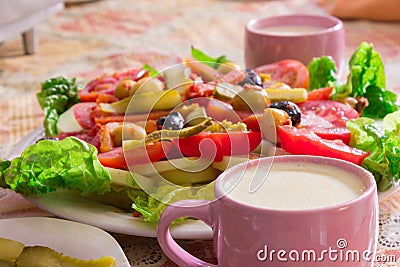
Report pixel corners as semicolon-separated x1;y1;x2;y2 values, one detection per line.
266;88;307;103
0;238;24;262
163;65;193;95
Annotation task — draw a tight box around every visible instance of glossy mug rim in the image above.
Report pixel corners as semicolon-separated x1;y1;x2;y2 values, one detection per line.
214;155;377;214
246;14;343;38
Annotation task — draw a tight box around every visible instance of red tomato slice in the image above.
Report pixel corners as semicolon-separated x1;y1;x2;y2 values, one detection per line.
277;125;369;165
242;114;262;132
298;100;359;144
254;60;309;89
298;100;359;128
98;141;174;169
307;87;333;100
311;127;351;145
98;147;128;169
176;132;262;162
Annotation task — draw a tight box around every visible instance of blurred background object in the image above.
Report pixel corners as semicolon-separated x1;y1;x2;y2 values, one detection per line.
0;0;64;54
319;0;400;21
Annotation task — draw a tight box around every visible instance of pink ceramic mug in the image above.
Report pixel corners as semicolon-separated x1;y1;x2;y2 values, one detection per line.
157;155;378;267
244;14;345;72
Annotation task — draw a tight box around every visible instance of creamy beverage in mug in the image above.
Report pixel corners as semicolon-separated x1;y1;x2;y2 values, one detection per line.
157;155;378;267
255;25;326;36
224;162;366;210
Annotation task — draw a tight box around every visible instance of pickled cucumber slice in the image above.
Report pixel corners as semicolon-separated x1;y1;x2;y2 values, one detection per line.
16;246;116;267
159;165;220;185
0;260;16;267
100;89;182;114
214;82;242;100
0;238;24;262
16;246;61;267
144;117;212;143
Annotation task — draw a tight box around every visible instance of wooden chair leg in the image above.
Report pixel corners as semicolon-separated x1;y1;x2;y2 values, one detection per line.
22;28;38;54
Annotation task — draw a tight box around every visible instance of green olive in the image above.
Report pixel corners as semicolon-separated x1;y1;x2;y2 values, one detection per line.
112;123;146;147
130;77;164;95
114;79;136;99
231;87;269;112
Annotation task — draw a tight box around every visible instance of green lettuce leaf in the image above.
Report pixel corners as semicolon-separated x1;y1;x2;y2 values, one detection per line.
191;46;227;69
1;137;111;196
0;160;11;188
309;42;399;118
343;42;398;118
347;118;400;191
36;77;81;137
383;110;400;136
307;56;337;91
129;182;215;224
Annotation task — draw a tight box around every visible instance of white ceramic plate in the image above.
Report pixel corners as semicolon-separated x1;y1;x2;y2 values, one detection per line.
27;191;212;239
7;127;213;240
0;217;130;266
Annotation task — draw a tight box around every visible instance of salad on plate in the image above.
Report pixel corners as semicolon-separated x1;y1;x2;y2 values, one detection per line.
1;42;399;226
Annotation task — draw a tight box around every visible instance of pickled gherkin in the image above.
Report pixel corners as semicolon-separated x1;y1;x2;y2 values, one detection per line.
0;238;24;262
0;237;116;267
16;246;116;267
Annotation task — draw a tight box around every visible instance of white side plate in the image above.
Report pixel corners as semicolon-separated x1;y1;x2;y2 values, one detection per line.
0;217;130;266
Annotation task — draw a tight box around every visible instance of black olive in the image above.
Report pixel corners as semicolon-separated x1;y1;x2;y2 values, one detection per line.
239;69;263;87
269;101;301;126
156;112;185;130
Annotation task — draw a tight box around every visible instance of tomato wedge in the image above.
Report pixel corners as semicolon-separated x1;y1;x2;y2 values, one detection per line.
298;100;359;128
98;141;174;169
298;100;359;144
242;114;262;132
307;86;333;100
311;127;351;145
176;132;262;162
277;125;369;165
254;59;309;89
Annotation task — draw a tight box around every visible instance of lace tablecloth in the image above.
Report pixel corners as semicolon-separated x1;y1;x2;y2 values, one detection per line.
1;0;400;266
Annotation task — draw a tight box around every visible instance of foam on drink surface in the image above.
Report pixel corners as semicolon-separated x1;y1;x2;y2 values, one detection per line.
223;162;366;210
255;25;326;36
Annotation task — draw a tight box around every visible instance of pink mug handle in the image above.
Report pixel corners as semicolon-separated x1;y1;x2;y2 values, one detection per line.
157;199;217;267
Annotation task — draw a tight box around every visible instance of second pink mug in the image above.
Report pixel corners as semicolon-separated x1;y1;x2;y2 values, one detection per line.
244;14;346;71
